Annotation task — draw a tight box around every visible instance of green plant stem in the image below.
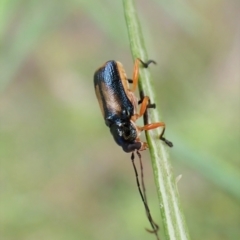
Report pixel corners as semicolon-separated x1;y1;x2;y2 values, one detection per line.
122;1;190;239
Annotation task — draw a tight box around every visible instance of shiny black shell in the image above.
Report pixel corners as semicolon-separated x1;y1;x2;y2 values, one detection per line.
94;60;141;152
94;60;134;125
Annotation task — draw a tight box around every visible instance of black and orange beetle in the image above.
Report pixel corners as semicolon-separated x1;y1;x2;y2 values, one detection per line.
94;58;172;152
94;58;173;240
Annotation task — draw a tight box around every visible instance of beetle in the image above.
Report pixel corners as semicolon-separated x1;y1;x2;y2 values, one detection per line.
94;58;172;153
94;58;172;240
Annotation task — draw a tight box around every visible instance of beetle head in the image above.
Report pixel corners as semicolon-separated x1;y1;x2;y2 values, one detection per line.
110;121;141;152
110;121;137;142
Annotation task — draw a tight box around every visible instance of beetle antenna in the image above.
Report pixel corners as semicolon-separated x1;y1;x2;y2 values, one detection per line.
136;151;147;203
136;151;160;235
131;152;160;240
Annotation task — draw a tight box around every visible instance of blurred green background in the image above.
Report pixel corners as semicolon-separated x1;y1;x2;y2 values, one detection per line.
1;0;239;240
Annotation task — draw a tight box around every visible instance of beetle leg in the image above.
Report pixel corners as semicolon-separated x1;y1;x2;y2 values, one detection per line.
138;99;156;108
131;59;140;92
139;90;156;108
139;122;165;131
138;96;150;118
139;122;173;147
148;103;156;108
139;141;148;151
140;142;148;151
131;96;150;122
131;58;156;92
138;59;156;68
132;96;155;122
159;128;173;147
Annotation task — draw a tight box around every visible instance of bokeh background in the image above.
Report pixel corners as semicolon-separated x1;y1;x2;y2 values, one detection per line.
1;0;239;240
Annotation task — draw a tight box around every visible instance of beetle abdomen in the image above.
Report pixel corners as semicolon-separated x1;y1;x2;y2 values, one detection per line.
94;61;134;122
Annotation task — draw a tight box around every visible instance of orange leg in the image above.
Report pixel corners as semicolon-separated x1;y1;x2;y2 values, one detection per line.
139;122;165;132
131;96;150;122
131;58;156;92
131;58;140;92
139;122;173;147
138;96;150;118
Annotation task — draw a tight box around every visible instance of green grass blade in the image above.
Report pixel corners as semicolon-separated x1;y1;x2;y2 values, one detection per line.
122;0;191;239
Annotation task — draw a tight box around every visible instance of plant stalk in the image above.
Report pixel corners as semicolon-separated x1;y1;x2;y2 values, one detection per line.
122;0;191;239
